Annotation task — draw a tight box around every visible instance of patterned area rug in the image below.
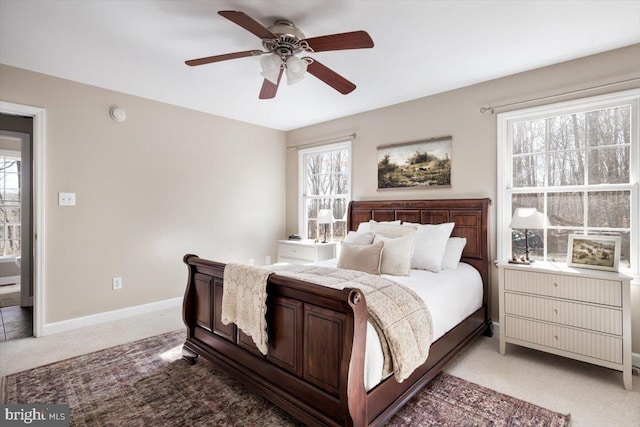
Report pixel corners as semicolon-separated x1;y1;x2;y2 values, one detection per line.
2;330;571;426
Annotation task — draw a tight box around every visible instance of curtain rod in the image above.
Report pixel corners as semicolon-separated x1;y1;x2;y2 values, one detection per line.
287;133;357;151
480;77;640;114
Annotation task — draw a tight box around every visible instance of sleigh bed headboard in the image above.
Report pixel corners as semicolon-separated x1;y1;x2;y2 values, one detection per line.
347;198;491;310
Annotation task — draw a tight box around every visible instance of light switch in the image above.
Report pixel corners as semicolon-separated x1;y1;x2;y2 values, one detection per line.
59;192;76;206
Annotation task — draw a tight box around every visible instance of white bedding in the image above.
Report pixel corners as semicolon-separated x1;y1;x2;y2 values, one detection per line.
312;259;483;390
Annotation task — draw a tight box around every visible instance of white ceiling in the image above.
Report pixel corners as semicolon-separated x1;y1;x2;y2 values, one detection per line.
1;1;639;131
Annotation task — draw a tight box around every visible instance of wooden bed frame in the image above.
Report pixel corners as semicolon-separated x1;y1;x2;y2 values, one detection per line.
182;198;492;426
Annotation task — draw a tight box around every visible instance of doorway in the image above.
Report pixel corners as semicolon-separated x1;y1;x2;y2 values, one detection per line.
0;113;33;341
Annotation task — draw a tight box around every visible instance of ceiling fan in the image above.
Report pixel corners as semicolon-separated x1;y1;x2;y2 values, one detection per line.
185;11;374;99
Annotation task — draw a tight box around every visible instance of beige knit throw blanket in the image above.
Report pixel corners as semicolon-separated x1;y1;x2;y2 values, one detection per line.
221;263;274;355
272;264;433;383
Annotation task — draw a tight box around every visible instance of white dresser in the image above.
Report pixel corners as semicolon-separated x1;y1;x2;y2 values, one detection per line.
498;261;632;390
277;240;337;264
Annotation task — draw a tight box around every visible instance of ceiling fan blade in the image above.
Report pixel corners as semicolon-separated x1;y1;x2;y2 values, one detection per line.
218;10;276;39
259;68;284;99
304;58;356;95
304;30;374;52
185;50;263;66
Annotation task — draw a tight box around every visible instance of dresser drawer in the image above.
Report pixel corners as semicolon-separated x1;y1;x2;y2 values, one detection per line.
505;316;622;364
278;244;317;262
505;293;622;335
504;269;622;307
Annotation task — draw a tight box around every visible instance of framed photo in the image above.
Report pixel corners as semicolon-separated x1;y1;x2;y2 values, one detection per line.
377;136;451;189
567;235;621;272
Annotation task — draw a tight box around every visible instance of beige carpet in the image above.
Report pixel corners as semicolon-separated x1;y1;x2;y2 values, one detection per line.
2;330;571;426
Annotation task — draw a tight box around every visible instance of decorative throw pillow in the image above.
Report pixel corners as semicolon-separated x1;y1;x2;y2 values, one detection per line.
441;237;467;270
344;231;376;245
369;223;417;238
410;222;455;272
373;234;416;276
337;241;384;275
356;219;401;233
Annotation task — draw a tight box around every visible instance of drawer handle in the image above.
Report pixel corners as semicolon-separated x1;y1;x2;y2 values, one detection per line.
553;283;559;288
554;335;559;340
553;309;558;314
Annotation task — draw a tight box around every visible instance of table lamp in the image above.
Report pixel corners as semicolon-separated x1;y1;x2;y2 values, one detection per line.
317;209;335;243
509;208;546;263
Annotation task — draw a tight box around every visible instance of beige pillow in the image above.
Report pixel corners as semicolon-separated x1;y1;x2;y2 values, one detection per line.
344;231;376;245
373;234;416;276
370;223;417;238
356;219;401;233
337;241;384;275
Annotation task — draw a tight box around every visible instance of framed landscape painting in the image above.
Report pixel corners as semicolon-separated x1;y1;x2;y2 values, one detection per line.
377;136;451;189
567;235;621;272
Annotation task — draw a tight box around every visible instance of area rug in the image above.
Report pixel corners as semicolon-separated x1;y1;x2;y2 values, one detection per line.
2;330;571;426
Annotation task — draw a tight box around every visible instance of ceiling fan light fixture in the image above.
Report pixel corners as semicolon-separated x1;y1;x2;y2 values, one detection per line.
285;56;307;86
260;54;283;84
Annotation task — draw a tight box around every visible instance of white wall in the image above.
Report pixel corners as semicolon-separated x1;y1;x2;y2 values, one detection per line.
0;64;286;324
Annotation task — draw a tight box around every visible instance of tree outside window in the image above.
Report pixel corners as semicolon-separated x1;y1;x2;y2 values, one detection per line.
0;152;21;256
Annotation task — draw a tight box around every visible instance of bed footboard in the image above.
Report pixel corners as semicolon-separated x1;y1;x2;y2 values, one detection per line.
182;254;368;427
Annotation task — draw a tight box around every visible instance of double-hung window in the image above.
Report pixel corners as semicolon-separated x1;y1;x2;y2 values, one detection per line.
497;89;639;275
0;150;21;257
298;141;352;242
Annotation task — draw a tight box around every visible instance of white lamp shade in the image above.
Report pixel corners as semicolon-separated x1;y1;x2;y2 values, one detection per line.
317;209;335;225
509;208;546;229
260;54;283;84
286;56;307;85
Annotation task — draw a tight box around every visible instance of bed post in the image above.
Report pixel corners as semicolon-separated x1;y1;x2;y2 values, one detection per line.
182;253;199;364
344;289;368;426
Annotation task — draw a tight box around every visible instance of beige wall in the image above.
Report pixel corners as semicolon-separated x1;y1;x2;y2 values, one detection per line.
286;44;640;352
0;64;286;324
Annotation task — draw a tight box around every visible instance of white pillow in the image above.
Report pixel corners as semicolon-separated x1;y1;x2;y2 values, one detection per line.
410;222;455;272
344;231;376;245
337;241;384;275
441;237;467;270
357;219;401;233
373;234;416;276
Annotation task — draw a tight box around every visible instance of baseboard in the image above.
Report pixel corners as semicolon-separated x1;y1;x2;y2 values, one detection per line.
41;297;182;336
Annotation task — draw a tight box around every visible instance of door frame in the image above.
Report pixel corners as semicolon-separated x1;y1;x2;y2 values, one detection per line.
0;101;45;337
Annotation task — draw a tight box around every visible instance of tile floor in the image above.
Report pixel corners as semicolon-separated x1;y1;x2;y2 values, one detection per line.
0;305;33;341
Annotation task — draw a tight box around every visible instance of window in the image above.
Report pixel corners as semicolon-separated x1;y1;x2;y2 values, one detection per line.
298;141;351;242
0;150;21;257
498;89;639;275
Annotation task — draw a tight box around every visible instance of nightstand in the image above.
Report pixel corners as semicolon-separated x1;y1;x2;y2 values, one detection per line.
498;261;632;390
277;240;337;264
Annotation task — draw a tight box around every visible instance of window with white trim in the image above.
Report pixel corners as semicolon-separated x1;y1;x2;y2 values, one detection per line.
298;141;351;242
497;89;639;275
0;150;21;257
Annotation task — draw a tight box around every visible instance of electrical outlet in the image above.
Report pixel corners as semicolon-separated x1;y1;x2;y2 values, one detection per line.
112;277;122;290
58;192;76;206
266;255;271;265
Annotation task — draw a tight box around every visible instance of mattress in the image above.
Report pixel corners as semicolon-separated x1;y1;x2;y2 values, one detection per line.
313;259;483;390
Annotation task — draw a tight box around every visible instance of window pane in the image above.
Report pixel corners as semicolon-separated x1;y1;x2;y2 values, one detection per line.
547;229;580;262
511;229;544;261
512;193;543;211
7;225;20;240
512;119;545;154
588;146;630;184
513;154;544;187
3;190;20;205
547;150;584;186
548;192;583;226
6;239;20;256
587;106;631;147
588;191;630;228
306;220;318;240
548;113;585;151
